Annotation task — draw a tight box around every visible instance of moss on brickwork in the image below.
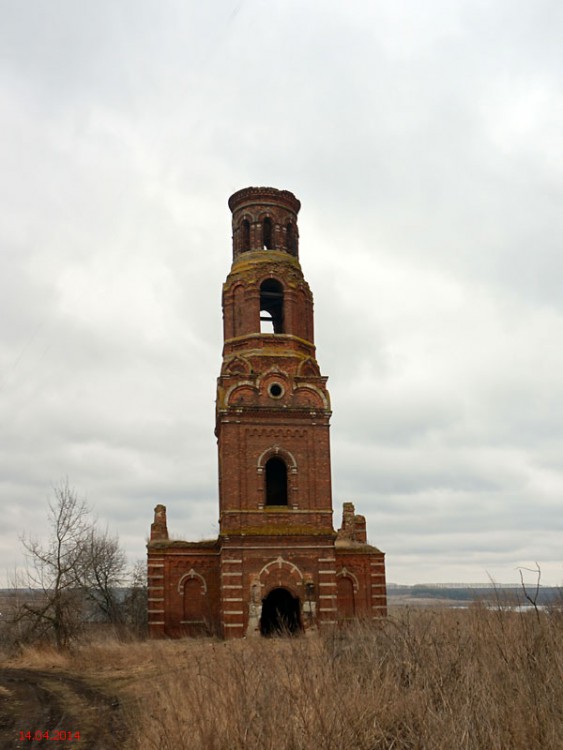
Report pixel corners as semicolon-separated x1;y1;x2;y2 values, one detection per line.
148;539;220;550
227;250;302;276
220;526;336;537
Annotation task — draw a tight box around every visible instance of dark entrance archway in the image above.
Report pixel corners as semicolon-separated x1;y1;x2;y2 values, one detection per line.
260;587;301;636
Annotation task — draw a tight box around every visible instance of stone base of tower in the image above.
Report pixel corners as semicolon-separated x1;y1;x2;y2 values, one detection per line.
147;503;386;638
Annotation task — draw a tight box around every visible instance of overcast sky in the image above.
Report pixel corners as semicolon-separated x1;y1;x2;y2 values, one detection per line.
1;0;562;586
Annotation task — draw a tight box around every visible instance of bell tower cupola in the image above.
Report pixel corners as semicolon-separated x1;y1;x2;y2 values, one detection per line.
229;186;300;259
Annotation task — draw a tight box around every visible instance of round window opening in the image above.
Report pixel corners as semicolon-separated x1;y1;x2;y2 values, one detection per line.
269;383;283;398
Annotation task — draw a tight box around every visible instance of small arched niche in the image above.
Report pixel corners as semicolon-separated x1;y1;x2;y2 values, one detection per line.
336;576;356;620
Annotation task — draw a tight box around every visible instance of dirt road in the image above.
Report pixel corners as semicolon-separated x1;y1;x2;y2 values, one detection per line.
0;668;127;749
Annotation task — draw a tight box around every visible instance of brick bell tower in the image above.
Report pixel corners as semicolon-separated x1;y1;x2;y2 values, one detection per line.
147;187;386;639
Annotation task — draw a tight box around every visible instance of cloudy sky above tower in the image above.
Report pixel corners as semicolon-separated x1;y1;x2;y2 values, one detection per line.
1;0;562;586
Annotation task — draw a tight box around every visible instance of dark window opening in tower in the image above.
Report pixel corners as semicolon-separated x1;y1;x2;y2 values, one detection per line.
241;219;250;252
262;217;273;249
265;457;288;506
259;279;284;333
286;222;294;254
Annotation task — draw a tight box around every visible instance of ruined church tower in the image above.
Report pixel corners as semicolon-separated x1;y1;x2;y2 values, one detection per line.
147;187;386;638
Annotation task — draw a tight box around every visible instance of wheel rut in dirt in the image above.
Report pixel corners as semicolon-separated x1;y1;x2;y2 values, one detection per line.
0;668;126;749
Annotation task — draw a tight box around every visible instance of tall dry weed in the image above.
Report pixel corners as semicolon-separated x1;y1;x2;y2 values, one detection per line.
6;607;560;749
125;607;563;750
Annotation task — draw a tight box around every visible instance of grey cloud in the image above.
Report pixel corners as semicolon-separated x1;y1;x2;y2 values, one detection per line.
1;0;562;585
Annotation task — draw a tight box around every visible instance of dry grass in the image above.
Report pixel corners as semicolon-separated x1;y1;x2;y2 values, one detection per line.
3;606;563;750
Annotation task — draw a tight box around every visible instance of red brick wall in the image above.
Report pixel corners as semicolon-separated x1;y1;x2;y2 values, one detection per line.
149;544;221;638
335;549;388;620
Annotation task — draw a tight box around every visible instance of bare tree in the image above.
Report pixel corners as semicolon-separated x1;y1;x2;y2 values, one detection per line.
20;479;91;648
80;527;127;625
122;559;148;637
17;479;129;648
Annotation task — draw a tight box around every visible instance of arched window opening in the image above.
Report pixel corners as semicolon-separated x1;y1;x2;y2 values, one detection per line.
265;456;288;506
260;279;284;334
286;222;295;254
241;219;250;252
262;217;273;249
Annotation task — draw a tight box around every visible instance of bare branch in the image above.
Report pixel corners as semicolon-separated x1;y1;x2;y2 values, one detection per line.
518;562;542;620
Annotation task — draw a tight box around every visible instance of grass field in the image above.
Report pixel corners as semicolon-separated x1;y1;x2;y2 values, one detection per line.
3;605;562;749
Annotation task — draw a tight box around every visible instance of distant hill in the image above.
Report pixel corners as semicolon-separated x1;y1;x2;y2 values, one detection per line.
387;583;561;607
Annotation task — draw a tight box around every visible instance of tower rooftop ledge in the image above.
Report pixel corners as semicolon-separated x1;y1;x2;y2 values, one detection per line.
228;186;301;213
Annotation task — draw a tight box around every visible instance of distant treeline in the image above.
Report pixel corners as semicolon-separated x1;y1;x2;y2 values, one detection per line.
388;584;562;604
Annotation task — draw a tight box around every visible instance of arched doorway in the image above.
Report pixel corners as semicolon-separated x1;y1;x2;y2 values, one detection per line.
260;587;301;636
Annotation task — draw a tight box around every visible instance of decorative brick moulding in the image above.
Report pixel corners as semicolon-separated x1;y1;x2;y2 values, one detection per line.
147;187;387;638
